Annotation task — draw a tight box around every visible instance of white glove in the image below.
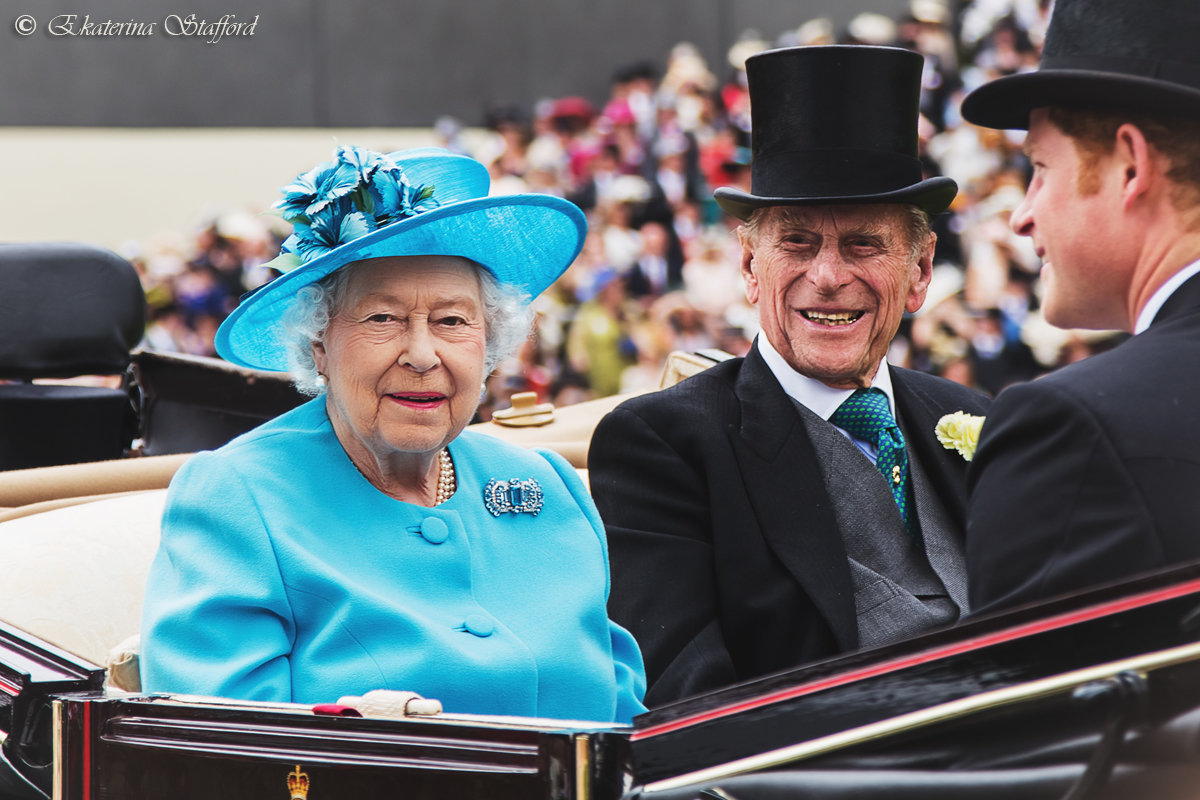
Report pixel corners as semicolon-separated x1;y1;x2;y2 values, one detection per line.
336;689;443;718
105;634;142;693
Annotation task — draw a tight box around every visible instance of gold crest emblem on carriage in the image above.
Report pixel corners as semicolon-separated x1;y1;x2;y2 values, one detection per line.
287;765;310;799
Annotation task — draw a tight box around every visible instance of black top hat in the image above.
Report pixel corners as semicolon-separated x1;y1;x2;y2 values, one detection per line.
713;45;957;221
962;0;1200;130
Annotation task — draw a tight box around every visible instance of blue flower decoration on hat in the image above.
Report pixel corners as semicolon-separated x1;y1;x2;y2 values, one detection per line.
215;145;587;372
287;198;371;262
270;146;440;269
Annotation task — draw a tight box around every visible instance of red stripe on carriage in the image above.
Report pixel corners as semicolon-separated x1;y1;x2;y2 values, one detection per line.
632;577;1200;740
83;701;91;800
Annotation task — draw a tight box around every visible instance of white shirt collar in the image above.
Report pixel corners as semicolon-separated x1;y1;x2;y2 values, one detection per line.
1134;258;1200;334
756;334;896;421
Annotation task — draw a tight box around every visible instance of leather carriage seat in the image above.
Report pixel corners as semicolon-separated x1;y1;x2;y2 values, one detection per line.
0;243;146;470
127;349;308;456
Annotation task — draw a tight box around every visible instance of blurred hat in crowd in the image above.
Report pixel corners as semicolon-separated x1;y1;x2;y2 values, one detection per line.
792;17;835;47
909;0;949;25
600;98;637;127
1020;313;1125;369
607;174;652;205
215;209;268;241
914;264;964;316
662;42;716;92
727;30;769;71
962;0;1200;129
977;183;1027;220
216;146;585;371
580;266;623;302
714;46;958;221
846;13;897;46
549;96;596;124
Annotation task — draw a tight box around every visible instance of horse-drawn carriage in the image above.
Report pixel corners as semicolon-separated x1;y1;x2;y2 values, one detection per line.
2;242;1200;799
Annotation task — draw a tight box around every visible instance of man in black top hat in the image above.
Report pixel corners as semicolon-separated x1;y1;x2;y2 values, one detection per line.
589;45;990;706
960;0;1200;613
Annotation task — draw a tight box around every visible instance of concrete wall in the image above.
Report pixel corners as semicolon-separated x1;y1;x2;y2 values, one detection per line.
0;127;450;252
2;0;911;127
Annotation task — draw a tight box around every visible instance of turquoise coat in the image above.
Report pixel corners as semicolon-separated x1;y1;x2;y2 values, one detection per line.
140;398;646;723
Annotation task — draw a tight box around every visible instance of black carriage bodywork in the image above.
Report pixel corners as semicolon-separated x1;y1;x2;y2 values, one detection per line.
3;565;1200;799
51;697;631;800
0;623;103;799
628;565;1200;799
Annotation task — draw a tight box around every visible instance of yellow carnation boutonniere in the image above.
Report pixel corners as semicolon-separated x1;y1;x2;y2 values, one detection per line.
935;411;985;462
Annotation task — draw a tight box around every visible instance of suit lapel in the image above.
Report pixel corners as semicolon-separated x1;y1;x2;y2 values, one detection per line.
728;346;858;650
892;368;970;533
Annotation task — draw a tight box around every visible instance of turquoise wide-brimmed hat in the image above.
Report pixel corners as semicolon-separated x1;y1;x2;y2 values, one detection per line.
215;146;586;372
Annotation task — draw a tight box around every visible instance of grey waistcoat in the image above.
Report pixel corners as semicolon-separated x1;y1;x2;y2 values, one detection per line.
793;399;968;650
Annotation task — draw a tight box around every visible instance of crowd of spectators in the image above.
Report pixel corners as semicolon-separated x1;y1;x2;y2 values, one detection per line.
129;0;1127;420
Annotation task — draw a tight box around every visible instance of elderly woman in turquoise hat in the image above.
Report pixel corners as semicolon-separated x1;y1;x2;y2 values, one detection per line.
139;146;646;723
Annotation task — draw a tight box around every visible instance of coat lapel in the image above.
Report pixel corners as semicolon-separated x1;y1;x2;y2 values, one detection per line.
727;346;858;650
892;368;970;533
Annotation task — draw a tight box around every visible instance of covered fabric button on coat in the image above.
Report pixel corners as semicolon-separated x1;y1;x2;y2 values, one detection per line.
418;517;449;544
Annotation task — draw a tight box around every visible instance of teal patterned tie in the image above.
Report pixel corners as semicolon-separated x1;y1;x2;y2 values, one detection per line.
829;388;911;529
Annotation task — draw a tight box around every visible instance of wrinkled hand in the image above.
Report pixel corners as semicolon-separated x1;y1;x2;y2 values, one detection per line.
336;689;443;718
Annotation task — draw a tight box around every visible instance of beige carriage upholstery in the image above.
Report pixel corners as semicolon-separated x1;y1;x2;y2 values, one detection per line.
0;490;166;669
0;453;189;522
0;350;726;690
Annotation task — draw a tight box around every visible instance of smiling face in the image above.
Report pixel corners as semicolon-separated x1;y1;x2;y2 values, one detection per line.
740;204;933;389
312;256;487;477
1010;109;1129;330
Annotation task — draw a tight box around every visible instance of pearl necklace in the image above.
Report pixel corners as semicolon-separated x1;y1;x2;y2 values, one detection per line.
435;448;456;505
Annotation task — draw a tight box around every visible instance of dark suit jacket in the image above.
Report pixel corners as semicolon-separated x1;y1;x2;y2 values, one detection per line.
589;344;991;706
626;253;684;298
967;272;1200;614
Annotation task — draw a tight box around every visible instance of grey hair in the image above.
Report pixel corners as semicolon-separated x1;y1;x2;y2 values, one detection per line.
280;258;534;396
